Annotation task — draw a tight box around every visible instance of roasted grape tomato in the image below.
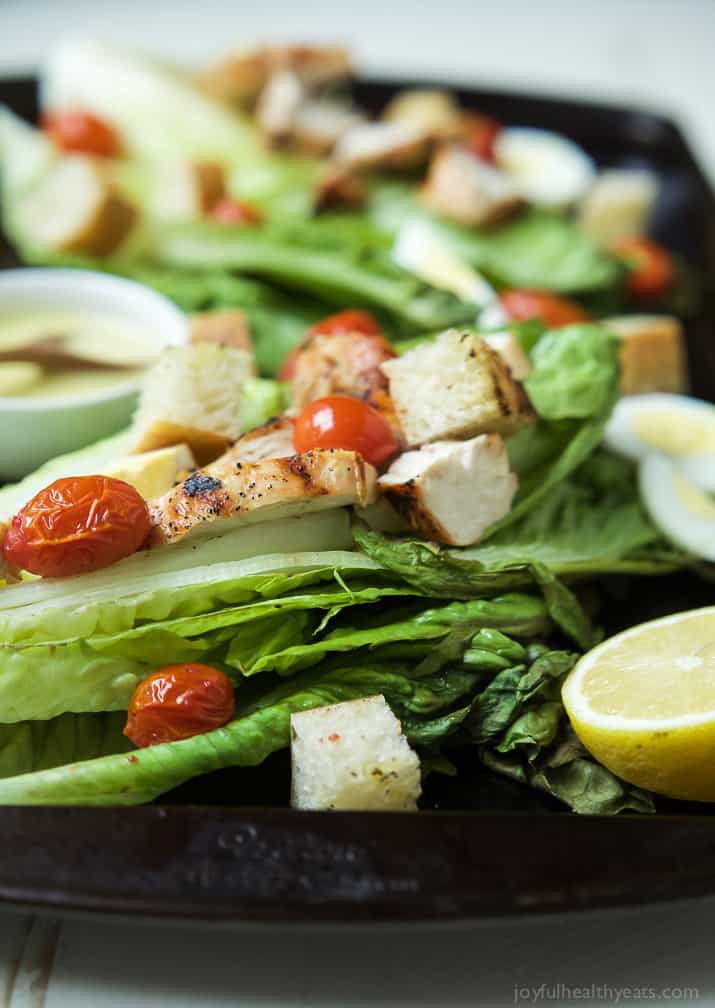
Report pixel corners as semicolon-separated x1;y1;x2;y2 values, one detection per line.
462;114;501;163
277;346;302;381
500;289;590;328
124;663;235;748
307;309;383;338
42;111;121;158
612;237;675;299
3;475;151;577
211;199;263;226
293;395;399;466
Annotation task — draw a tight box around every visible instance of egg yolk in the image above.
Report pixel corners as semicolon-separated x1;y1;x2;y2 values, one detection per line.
633;408;715;457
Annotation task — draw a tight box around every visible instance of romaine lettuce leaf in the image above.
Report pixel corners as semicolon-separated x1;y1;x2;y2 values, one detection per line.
369;185;623;293
154;220;477;332
0;711;129;779
0;662;481;805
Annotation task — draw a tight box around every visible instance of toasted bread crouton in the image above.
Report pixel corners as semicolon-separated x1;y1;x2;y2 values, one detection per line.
222;416;296;465
483;330;532;381
380;329;534;446
18;156;136;256
201;44;352;105
131;343;253;465
153;161;226;219
191;310;254;359
332;120;429;172
291;695;421;811
579;169;658;245
383;88;463;141
420;144;523;227
291;330;398;410
605;315;688;396
149;448;377;544
379;434;516;545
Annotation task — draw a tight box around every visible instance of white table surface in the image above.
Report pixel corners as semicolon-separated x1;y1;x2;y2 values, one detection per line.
2;1;715;1004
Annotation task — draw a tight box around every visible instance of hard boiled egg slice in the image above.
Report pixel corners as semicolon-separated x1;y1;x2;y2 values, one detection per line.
495;127;595;208
392;217;507;322
604;394;715;492
640;454;715;561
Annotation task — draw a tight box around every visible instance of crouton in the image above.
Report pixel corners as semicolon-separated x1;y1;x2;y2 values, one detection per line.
153;161;226;219
383;88;463;141
379;434;516;545
579;169;658;245
483;330;532;381
291;330;398;410
149;448;377;544
290;695;421;811
332;120;429;172
130;343;254;465
380;329;534;446
420;144;523;227
605;314;688;395
18;156;136;257
191;309;254;358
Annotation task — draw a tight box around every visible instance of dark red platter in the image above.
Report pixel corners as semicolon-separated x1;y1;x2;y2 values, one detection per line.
1;75;715;926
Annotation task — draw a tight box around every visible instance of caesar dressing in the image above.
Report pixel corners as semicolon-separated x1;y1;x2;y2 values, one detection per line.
0;309;158;398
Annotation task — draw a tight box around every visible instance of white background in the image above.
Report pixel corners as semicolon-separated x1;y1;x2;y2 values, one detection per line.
2;0;715;181
2;1;715;1005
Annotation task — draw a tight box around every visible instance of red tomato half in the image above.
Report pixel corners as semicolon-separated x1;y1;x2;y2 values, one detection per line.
612;237;675;299
42;112;121;158
500;289;591;328
293;395;399;467
277;346;302;381
462;114;502;163
307;309;383;339
210;199;263;226
124;663;235;748
3;476;151;577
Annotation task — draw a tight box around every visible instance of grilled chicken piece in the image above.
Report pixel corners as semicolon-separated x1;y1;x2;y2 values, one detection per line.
420;144;523;227
201;45;352;105
191;310;254;357
221;416;296;466
315;166;367;211
149;448;377;544
332;120;430;172
18;156;136;257
291;331;398;411
382;88;463;141
292;100;364;156
256;70;305;147
378;434;517;546
380;329;534;446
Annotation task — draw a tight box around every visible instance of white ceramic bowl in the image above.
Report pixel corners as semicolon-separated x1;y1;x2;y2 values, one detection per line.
0;268;189;479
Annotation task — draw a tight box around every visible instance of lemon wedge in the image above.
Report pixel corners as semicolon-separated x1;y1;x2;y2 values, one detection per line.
562;607;715;801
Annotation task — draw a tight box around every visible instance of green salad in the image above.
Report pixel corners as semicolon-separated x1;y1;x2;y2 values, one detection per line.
0;37;709;813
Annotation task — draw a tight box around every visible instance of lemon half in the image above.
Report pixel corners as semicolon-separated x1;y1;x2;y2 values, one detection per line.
562;606;715;801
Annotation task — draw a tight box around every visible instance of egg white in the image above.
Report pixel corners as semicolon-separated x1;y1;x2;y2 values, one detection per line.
640;454;715;562
604;394;715;492
494;128;595;208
